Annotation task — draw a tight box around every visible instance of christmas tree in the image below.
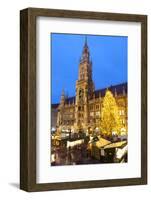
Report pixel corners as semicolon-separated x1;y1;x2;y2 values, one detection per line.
100;89;121;137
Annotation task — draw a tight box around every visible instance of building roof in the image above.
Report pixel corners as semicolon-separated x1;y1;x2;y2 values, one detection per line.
94;82;127;99
51;103;59;109
52;82;127;105
94;138;111;148
66;96;75;104
104;141;127;149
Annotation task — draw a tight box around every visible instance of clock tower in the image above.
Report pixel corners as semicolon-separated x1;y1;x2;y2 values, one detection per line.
74;37;95;133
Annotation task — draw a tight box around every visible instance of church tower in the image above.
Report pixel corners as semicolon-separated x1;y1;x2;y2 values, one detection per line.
74;37;95;133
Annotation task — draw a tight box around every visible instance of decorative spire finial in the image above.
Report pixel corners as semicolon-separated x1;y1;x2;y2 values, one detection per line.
85;35;87;46
80;35;90;63
99;91;101;98
123;86;126;96
62;88;65;96
60;88;65;104
114;88;117;97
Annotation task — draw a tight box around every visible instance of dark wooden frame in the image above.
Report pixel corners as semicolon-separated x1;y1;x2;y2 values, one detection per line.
20;7;147;192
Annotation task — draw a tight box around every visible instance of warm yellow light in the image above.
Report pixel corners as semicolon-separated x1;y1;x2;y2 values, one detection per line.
100;90;122;136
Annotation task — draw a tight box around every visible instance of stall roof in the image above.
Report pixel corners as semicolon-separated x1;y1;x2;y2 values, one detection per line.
104;141;127;149
94;138;111;148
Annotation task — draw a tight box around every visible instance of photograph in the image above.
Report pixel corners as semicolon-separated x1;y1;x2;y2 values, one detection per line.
20;7;147;191
51;33;128;166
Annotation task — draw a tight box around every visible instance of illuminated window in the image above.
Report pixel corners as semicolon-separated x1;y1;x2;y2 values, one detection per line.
122;110;125;115
119;110;125;115
96;104;100;110
89;105;93;110
80;74;84;79
96;111;100;116
96;119;100;123
90;112;94;117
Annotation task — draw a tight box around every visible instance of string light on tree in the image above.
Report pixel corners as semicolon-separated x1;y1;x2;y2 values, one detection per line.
100;89;121;137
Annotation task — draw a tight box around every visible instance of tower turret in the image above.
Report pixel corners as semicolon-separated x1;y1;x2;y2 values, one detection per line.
60;89;65;105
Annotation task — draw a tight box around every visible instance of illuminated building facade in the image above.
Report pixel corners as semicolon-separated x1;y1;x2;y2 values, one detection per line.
55;39;127;135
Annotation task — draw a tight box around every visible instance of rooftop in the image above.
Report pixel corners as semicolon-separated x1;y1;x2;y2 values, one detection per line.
104;141;127;149
53;82;127;105
94;138;111;148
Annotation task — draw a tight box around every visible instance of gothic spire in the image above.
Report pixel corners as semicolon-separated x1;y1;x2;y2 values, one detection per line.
114;88;117;97
81;35;90;63
84;35;88;48
61;88;65;96
123;86;126;96
60;88;65;104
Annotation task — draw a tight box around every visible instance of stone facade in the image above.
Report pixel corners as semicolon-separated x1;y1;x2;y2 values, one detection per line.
55;38;127;135
51;103;59;132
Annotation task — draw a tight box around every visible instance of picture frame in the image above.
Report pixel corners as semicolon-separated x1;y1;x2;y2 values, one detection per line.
20;7;147;192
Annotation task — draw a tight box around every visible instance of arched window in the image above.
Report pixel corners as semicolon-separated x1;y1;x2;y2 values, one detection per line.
79;89;84;100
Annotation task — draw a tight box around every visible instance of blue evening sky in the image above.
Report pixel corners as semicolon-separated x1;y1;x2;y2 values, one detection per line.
51;33;127;104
